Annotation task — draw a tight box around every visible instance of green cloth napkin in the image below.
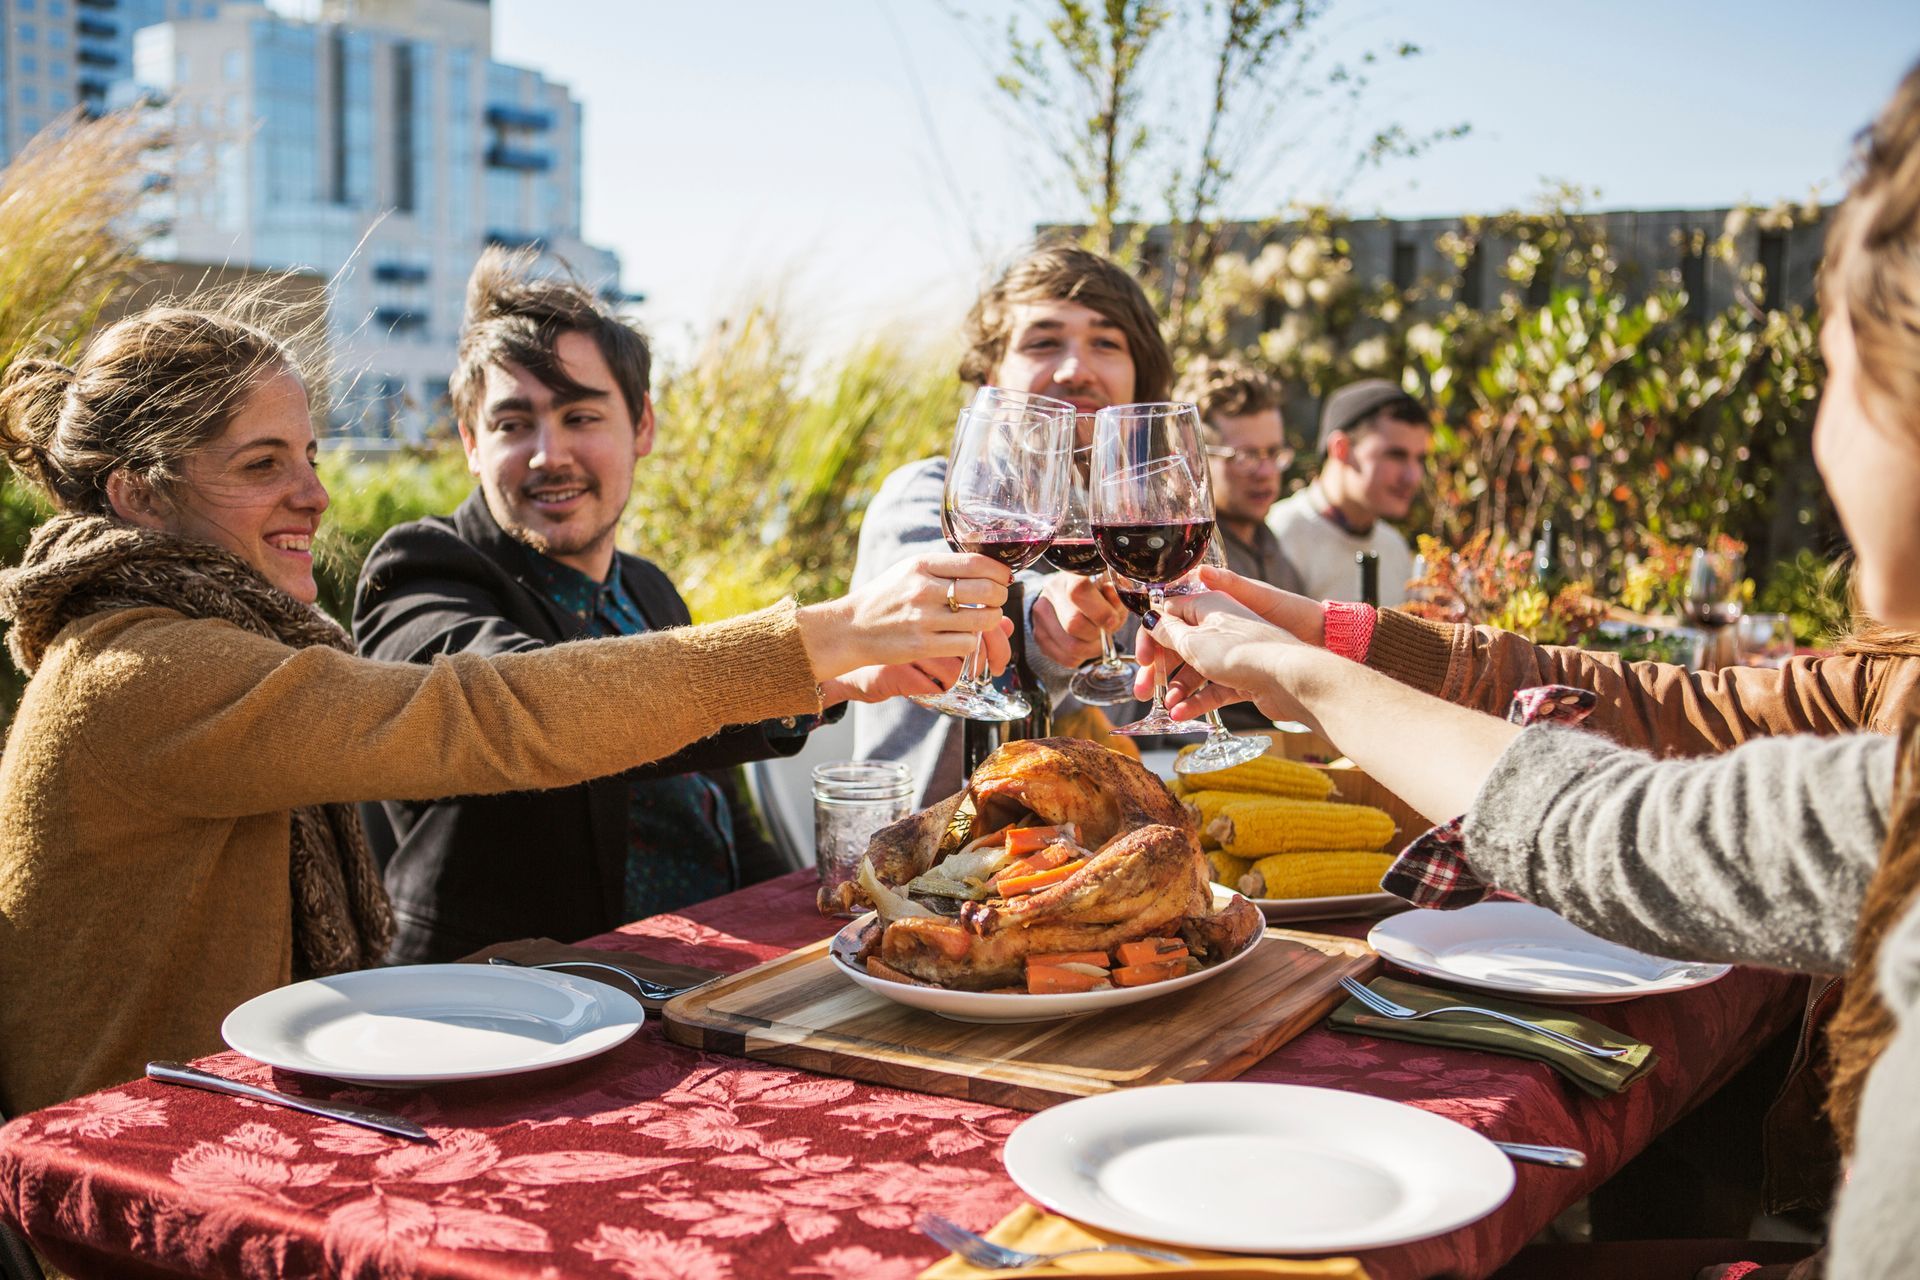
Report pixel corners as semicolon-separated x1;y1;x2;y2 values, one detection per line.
1328;975;1657;1097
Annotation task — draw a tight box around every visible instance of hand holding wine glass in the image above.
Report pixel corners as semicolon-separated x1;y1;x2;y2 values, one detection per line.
1090;402;1216;737
910;400;1074;721
1170;536;1272;772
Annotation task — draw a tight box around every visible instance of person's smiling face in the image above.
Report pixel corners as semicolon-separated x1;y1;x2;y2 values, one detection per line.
992;300;1138;428
158;369;330;602
460;329;655;580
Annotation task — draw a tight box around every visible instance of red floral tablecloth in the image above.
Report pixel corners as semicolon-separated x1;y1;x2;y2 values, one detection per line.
0;871;1800;1280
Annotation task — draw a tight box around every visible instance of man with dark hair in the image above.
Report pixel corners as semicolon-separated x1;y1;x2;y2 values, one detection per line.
1175;358;1304;595
852;240;1153;805
1265;377;1431;604
351;249;966;960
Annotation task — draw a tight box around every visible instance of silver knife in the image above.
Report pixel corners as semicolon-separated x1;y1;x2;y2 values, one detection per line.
1492;1140;1586;1169
146;1061;433;1142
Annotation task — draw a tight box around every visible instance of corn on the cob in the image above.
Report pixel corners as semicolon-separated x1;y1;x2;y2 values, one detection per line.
1208;797;1397;856
1179;788;1258;831
1238;851;1396;899
1174;751;1336;801
1206;851;1252;887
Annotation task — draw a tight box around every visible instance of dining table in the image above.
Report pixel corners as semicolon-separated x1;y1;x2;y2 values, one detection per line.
0;869;1802;1280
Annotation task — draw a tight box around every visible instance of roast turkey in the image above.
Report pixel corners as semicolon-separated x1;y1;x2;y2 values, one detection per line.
833;738;1262;991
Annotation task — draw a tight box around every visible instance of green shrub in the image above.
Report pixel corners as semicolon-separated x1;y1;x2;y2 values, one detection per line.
312;449;474;624
1756;549;1853;646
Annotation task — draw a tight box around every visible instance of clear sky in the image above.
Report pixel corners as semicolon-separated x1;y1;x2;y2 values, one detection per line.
490;1;1918;361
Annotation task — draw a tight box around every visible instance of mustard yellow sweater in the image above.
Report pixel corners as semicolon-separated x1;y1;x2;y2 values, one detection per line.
0;601;822;1114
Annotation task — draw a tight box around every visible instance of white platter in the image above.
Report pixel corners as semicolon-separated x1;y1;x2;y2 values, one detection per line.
828;884;1261;1024
1004;1082;1513;1253
222;963;645;1086
1368;900;1731;1004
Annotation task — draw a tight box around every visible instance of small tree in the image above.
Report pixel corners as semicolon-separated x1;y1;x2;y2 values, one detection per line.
971;0;1467;346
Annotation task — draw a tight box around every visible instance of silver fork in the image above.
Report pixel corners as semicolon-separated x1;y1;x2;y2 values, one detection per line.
487;956;697;1002
917;1212;1189;1269
1337;976;1631;1059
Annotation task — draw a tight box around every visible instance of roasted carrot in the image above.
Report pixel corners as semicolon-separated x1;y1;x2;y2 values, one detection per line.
1027;951;1111;969
1027;963;1108;994
1110;959;1185;987
1005;824;1078;857
997;859;1086;897
990;843;1075;886
1114;938;1189;968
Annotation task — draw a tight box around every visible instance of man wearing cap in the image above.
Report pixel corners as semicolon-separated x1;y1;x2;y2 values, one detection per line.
1265;378;1431;605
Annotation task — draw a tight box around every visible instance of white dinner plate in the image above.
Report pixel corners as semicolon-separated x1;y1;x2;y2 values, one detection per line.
1004;1082;1513;1253
1256;890;1405;924
829;884;1262;1024
223;963;645;1086
1367;900;1731;1004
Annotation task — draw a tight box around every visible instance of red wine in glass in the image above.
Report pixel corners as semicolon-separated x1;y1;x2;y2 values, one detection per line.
1043;538;1106;576
1093;520;1212;585
960;530;1054;572
938;503;963;554
1115;585;1152;616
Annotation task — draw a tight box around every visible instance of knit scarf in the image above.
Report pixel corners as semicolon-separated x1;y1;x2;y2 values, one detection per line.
0;513;393;978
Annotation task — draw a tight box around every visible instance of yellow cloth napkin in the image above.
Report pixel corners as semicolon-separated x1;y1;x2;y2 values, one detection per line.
917;1204;1370;1279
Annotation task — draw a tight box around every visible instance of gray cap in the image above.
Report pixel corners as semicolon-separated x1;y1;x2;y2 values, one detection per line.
1318;378;1427;450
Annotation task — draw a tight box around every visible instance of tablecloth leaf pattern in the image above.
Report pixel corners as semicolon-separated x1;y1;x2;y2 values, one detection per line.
0;871;1802;1280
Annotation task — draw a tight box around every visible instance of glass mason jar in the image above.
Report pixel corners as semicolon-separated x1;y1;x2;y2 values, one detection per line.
812;761;913;917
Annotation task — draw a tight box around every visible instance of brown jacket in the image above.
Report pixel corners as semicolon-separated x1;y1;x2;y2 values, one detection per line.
1365;609;1920;755
0;602;821;1115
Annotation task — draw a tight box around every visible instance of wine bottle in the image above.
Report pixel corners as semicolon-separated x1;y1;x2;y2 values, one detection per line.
1357;551;1380;607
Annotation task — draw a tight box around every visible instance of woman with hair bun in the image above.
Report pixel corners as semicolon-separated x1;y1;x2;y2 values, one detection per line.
0;304;1014;1114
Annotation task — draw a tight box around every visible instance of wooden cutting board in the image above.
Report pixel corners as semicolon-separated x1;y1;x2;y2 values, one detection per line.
661;928;1377;1111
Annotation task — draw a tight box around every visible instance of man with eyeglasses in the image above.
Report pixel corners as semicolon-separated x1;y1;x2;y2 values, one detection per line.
1179;360;1305;596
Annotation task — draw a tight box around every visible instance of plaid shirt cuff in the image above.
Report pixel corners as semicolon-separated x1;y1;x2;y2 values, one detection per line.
1381;684;1601;910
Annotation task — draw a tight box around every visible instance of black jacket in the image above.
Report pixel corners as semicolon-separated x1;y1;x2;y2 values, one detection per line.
351;491;808;962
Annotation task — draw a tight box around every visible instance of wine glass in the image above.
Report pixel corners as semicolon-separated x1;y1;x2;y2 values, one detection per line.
1090;402;1215;737
911;402;1074;720
1681;546;1746;629
1171;536;1270;773
1045;443;1137;706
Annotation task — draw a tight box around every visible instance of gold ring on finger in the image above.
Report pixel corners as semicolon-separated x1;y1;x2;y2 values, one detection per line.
945;579;992;612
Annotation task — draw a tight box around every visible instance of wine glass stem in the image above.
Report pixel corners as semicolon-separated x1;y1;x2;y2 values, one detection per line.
1147;586;1172;715
958;635;984;692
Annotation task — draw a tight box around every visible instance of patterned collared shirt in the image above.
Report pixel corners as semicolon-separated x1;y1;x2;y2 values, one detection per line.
516;548;738;919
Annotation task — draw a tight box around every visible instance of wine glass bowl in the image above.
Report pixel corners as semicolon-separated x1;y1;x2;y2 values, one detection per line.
1089;403;1214;737
1680;546;1746;629
1052;442;1138;706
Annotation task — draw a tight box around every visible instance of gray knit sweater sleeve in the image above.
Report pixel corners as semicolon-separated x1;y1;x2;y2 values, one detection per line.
1461;724;1895;974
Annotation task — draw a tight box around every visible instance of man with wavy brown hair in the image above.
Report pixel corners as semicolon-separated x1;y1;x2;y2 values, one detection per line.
853;240;1162;804
352;250;959;961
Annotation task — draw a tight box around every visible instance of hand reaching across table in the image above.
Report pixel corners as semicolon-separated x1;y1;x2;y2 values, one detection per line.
806;551;1014;703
